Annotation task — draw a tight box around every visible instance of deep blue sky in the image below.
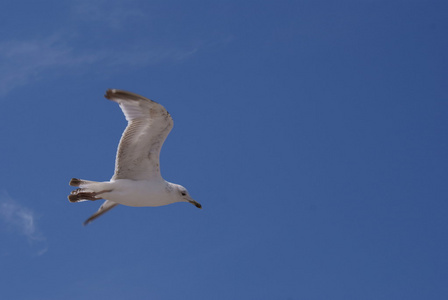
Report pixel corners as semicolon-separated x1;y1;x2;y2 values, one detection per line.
0;1;447;299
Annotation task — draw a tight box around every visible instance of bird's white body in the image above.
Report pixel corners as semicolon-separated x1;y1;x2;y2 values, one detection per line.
81;179;180;207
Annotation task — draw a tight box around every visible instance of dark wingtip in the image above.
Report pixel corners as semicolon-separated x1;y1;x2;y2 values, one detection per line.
104;89;115;100
104;89;154;102
69;178;81;187
68;194;79;203
83;219;92;226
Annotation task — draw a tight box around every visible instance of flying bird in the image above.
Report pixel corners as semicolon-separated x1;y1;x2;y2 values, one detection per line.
68;89;201;225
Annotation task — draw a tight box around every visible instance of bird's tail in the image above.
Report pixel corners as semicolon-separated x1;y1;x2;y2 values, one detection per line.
68;178;111;203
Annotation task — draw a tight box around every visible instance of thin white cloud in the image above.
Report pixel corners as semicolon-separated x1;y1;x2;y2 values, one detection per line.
0;36;97;95
72;0;145;29
0;192;47;255
0;0;224;95
0;34;199;95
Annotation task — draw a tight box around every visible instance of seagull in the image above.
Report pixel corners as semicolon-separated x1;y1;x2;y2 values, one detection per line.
68;89;201;225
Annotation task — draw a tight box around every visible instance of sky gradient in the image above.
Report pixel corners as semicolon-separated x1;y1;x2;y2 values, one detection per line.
0;1;447;299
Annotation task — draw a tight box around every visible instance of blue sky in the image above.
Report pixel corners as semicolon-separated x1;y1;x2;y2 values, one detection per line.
0;0;447;299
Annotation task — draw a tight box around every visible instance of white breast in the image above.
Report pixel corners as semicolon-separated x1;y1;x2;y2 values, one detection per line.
102;179;175;207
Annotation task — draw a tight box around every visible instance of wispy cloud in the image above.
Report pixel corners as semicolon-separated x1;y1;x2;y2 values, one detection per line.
0;192;47;256
72;0;145;29
0;35;198;95
0;0;224;95
0;36;97;95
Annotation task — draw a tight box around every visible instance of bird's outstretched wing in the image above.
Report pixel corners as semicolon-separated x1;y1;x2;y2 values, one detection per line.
83;200;119;226
105;89;173;181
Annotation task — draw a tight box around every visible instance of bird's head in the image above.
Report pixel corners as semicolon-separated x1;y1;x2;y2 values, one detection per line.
172;184;202;209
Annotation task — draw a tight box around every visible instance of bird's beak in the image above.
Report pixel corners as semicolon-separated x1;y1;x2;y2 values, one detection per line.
187;197;202;209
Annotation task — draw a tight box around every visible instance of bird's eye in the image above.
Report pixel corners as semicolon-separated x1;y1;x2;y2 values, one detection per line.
181;191;186;196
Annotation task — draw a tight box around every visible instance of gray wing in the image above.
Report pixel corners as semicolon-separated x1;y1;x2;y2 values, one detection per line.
105;89;174;181
83;200;119;226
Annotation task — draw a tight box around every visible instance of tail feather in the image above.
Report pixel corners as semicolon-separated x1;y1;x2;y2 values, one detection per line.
68;178;113;203
68;178;116;224
70;178;97;187
68;188;103;202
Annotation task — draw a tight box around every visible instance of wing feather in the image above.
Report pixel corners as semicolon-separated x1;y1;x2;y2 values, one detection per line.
104;89;173;180
83;200;119;226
